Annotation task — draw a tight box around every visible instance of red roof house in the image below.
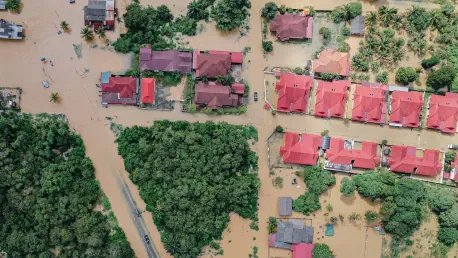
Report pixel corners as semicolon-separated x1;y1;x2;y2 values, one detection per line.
194;81;241;109
313;48;350;76
269;14;313;41
352;84;387;124
326;138;380;169
389;91;423;128
139;48;192;73
231;83;245;95
427;93;458;134
389;146;442;176
275;73;313;113
291;243;314;258
193;50;241;77
314;80;350;118
280;132;322;165
101;74;138;105
141;78;155;104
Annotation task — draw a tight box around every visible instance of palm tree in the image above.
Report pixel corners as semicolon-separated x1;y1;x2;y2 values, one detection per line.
365;11;377;27
60;21;69;31
50;93;60;103
96;28;106;39
379;6;398;27
80;26;94;41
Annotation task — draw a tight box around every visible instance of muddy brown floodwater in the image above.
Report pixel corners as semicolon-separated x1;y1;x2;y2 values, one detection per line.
0;0;454;258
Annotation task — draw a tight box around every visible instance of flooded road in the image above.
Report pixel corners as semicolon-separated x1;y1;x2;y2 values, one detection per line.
0;0;453;258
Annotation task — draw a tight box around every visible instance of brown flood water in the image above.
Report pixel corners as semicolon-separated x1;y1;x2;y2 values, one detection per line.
0;0;454;258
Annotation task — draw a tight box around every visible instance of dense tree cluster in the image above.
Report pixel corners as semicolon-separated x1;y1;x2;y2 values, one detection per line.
293;166;336;215
340;177;356;197
0;112;134;258
421;56;440;69
342;169;458;255
211;0;251;31
187;0;216;21
5;0;20;12
116;120;260;258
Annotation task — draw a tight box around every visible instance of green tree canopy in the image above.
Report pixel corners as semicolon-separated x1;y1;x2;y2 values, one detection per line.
261;2;278;21
312;243;334;258
116;120;260;258
292;192;321;215
395;67;418;85
302;166;336;195
211;0;251;31
438;227;458;246
0;112;134;258
340;177;356;197
426;65;456;91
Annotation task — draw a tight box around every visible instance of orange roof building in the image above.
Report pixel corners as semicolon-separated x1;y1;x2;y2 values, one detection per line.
389;146;442;177
280;132;322;165
389;91;423;128
194;81;241;109
275;73;314;113
427;93;458;134
269;14;313;41
141;78;155;104
314;80;350;118
313;48;350;77
325;138;380;169
351;84;387;124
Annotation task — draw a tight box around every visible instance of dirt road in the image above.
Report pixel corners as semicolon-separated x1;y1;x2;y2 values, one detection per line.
0;0;454;258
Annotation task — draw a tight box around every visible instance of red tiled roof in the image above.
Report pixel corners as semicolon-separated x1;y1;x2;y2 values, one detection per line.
275;73;313;113
352;84;387;124
231;83;245;95
141;78;155;104
389;145;442;176
231;52;243;64
193;51;232;77
326;138;380;169
280;132;322;165
314;80;349;118
313;48;350;76
390;91;423;128
139;49;192;72
194;81;240;109
270;14;313;41
427;93;458;134
101;76;137;99
292;243;314;258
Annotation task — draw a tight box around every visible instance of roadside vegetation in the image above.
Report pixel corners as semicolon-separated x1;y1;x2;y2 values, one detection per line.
116;120;260;258
340;169;458;257
0;112;134;257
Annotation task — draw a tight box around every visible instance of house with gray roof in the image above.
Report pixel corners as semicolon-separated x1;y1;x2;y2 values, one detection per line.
276;219;314;244
0;1;6;10
350;15;365;36
84;0;106;22
0;20;23;40
278;197;292;216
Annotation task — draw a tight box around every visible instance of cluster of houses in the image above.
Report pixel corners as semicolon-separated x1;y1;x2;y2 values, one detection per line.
273;47;458;135
0;19;23;40
100;47;245;109
279;131;444;180
269;197;315;258
83;0;116;31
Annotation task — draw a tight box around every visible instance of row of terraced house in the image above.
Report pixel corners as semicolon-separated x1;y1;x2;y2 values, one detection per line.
273;54;458;134
99;47;245;108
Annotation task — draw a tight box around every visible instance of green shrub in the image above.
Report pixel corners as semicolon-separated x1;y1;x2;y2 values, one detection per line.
262;41;273;53
421;56;440;69
261;2;278;21
395;67;418;85
294;67;304;75
6;0;21;12
342;26;350;37
293;192;321;215
173;16;198;36
275;125;284;133
312;244;334;258
376;72;389;84
304;6;316;17
365;211;379;222
302;166;336;195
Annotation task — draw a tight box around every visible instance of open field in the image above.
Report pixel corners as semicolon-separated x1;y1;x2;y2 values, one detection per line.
1;0;458;258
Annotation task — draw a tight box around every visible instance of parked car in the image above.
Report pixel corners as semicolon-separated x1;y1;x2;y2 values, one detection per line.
144;235;150;244
448;144;458;150
254;92;258;102
135;208;141;217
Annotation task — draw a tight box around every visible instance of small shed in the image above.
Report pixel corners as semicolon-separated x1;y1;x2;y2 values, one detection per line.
321;135;331;150
350;15;365;36
278;197;293;216
276;220;314;244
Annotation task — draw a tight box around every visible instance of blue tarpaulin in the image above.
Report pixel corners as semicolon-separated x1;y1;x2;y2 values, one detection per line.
101;72;111;84
325;224;334;236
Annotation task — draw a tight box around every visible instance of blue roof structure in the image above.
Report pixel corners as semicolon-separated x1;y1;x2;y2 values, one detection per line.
101;72;111;84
